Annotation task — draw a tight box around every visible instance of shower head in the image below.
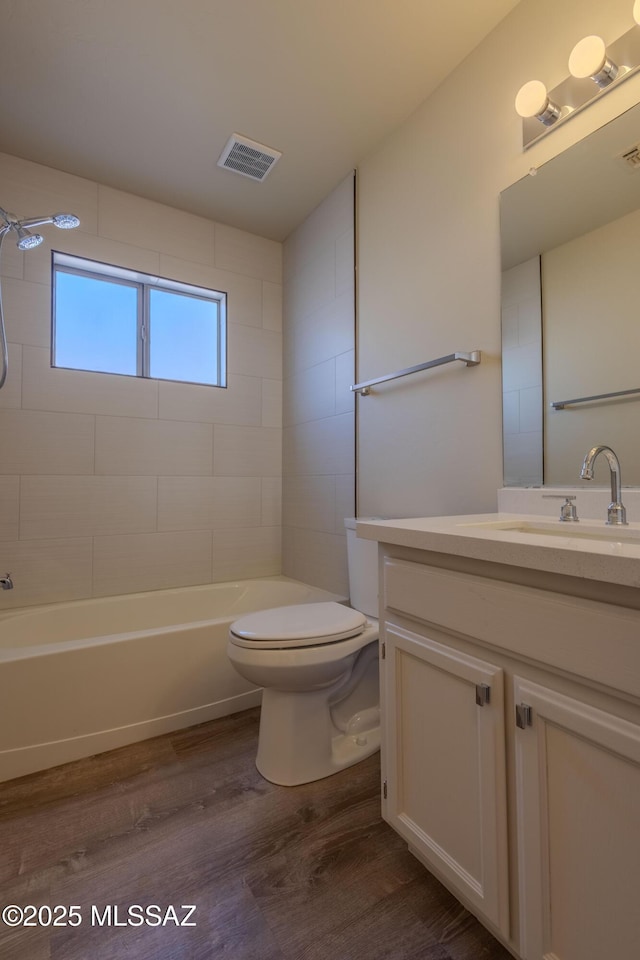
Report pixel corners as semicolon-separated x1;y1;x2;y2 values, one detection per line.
0;206;80;248
52;213;80;229
15;225;44;251
15;212;81;231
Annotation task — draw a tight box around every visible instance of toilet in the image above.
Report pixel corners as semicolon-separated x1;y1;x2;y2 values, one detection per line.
227;518;380;786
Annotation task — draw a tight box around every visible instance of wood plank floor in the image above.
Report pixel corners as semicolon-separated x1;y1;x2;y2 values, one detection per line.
0;709;512;960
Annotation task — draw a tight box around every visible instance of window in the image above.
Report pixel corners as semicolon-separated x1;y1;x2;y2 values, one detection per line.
52;253;226;387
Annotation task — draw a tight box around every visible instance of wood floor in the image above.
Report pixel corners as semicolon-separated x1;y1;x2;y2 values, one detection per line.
0;709;512;960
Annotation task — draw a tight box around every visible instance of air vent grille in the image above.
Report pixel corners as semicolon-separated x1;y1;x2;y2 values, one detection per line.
217;134;282;182
619;144;640;170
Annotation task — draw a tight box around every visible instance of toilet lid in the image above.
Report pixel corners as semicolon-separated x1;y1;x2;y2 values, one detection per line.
230;601;367;646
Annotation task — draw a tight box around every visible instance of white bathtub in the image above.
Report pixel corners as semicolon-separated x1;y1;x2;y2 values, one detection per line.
0;576;344;783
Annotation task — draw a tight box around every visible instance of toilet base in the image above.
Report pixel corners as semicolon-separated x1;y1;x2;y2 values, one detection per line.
256;685;380;786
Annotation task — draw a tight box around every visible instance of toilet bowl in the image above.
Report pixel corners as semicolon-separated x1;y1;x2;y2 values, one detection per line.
227;519;380;786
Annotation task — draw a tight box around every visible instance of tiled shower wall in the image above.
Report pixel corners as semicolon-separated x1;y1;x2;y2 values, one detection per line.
0;152;283;608
282;173;355;596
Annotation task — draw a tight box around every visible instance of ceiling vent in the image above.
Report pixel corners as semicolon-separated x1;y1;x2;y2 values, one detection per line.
619;144;640;170
217;134;282;182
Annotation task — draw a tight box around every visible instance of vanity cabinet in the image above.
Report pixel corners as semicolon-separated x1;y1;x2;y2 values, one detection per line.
382;624;510;936
379;551;640;960
514;677;640;960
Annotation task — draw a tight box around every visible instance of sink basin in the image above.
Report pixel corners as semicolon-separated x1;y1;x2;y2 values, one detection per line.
459;519;640;545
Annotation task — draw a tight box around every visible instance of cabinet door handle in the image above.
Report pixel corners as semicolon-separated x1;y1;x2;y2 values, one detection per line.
475;683;491;706
515;703;533;729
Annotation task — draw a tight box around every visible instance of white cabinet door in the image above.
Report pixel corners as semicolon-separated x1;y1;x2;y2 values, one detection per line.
514;677;640;960
383;624;509;936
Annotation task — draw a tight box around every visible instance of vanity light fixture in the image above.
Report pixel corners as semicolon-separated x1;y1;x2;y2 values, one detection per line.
568;35;620;87
517;2;640;148
515;80;562;126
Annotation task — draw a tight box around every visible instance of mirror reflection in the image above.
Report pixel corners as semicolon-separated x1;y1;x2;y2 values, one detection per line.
500;100;640;487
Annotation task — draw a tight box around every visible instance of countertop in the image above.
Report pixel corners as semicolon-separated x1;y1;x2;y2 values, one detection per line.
356;513;640;589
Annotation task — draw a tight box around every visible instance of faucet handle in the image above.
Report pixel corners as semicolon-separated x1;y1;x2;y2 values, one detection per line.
542;494;579;522
560;497;579;522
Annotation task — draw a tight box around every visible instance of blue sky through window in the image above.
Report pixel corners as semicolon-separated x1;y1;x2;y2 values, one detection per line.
54;272;138;375
149;289;218;385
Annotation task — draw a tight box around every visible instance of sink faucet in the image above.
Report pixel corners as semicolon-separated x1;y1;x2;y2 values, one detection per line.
0;572;13;590
579;445;628;525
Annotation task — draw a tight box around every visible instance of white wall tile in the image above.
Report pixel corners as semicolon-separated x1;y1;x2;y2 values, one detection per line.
261;477;282;526
0;344;22;410
501;342;542;393
98;186;215;265
284;291;354;374
158;374;261;426
0;537;93;608
95;416;212;475
503;431;543;487
213;425;282;477
282;526;348;596
334;475;355;534
518;296;542;346
22;346;159;418
1;278;50;347
284;360;335;427
262;281;283;331
0;410;94;475
501;303;519;351
0;152;99;235
0;477;19;540
283;172;354;283
93;530;212;597
23;231;161;285
502;390;520;435
214;223;282;283
0;153;290;604
19;476;157;540
227;324;282;380
159;255;263;327
157;476;261;531
519;385;543;433
261;378;282;428
286;244;335;322
335;228;355;298
283;414;354;476
335;350;355;415
212;526;281;581
283;476;336;532
0;240;23;280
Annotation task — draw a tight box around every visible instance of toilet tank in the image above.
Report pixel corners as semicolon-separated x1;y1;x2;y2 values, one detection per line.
344;518;379;618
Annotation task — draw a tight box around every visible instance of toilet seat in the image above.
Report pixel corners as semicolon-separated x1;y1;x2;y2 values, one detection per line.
229;601;367;650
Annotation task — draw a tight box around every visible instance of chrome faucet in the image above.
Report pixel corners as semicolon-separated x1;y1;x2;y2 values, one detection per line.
0;572;13;590
580;445;628;525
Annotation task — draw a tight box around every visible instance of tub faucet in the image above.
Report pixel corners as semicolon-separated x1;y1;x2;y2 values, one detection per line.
0;572;13;590
580;445;628;525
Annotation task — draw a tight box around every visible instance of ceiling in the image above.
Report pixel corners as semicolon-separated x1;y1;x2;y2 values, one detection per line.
0;0;519;241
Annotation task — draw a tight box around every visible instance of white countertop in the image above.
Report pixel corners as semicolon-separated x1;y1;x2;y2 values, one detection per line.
356;513;640;589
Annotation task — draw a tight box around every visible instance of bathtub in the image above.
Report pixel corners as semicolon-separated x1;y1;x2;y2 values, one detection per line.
0;576;345;783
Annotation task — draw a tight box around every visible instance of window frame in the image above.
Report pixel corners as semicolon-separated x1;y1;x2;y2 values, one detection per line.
52;251;227;388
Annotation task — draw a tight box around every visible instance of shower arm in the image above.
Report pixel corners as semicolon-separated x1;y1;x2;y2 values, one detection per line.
15;216;56;229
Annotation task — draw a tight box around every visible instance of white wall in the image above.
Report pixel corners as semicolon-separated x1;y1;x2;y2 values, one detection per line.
0;152;282;607
357;0;640;518
544;207;640;484
502;257;543;486
282;173;355;595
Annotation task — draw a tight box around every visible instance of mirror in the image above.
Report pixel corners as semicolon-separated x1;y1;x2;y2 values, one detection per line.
500;100;640;487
